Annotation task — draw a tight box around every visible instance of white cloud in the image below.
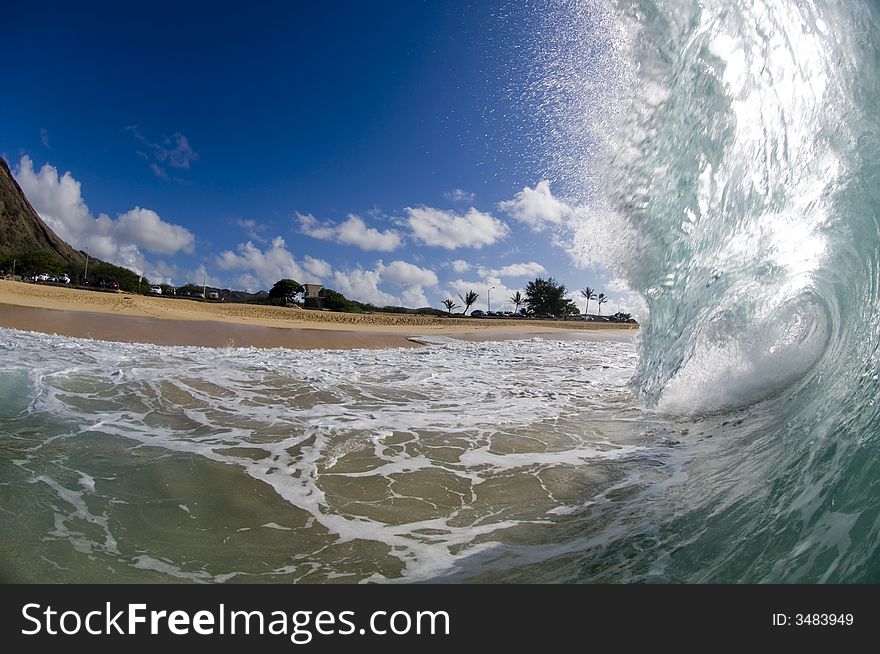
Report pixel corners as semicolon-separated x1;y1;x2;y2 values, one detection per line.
447;279;522;313
444;188;475;203
400;286;430;308
378;260;439;288
498;180;570;231
405;206;509;249
327;259;439;308
13;155;195;274
450;259;471;273
331;268;398;306
477;261;546;279
303;255;332;279
215;236;322;291
14;156;92;238
298;212;402;252
213;238;437;305
114;207;195;256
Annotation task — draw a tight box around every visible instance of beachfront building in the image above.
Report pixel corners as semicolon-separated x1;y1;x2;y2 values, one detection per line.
303;283;323;309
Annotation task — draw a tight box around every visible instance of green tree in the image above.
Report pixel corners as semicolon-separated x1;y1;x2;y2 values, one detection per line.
442;298;459;315
525;277;577;316
87;261;145;293
458;290;479;315
509;291;524;313
3;251;66;277
580;287;596;315
319;287;365;312
269;278;304;305
597;293;607;315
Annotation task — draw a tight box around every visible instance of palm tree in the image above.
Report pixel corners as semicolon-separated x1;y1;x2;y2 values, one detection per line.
509;291;524;314
597;293;607;315
442;298;459;315
580;287;596;315
458;290;479;315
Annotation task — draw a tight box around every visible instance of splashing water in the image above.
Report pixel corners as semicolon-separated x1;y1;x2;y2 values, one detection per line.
530;0;880;581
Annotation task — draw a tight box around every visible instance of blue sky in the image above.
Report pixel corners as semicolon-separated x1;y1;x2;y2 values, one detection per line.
2;0;633;314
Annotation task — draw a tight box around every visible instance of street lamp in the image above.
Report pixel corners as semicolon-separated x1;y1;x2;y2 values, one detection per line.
487;285;495;313
202;259;208;299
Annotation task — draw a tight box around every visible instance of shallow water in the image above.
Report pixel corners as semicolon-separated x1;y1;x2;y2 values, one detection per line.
1;328;694;583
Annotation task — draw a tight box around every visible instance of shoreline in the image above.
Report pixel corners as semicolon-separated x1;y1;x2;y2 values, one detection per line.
0;279;637;350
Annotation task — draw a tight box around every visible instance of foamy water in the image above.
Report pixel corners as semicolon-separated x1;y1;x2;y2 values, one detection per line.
0;327;685;582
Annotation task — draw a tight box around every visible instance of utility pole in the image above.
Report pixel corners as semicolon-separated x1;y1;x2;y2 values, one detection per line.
83;249;89;284
487;285;495;313
202;259;207;300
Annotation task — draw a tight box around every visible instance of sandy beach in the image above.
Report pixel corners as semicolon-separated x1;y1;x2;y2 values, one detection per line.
0;280;636;349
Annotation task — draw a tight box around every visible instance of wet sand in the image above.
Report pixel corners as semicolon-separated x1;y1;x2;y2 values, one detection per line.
0;304;422;349
0;280;636;349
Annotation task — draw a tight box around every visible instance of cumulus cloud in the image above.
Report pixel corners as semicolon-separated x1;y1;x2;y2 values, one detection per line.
13;156;195;273
214;238;436;305
477;261;546;279
114;207;195;256
215;236;328;291
331;267;398;306
330;259;439;307
298;212;402;252
303;255;333;279
405;206;509;250
377;260;438;287
450;259;471;273
498;180;571;231
444;188;475;203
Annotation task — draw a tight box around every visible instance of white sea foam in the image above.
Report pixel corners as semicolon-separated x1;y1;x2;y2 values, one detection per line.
0;327;662;582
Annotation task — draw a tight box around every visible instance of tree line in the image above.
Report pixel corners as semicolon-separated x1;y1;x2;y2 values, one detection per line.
266;276;635;322
442;277;631;320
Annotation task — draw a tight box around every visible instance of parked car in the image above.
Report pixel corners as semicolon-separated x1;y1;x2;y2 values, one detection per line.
35;272;51;282
57;273;70;284
470;310;486;317
150;286;163;295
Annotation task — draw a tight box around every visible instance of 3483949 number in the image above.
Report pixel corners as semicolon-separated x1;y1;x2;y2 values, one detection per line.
794;613;854;626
